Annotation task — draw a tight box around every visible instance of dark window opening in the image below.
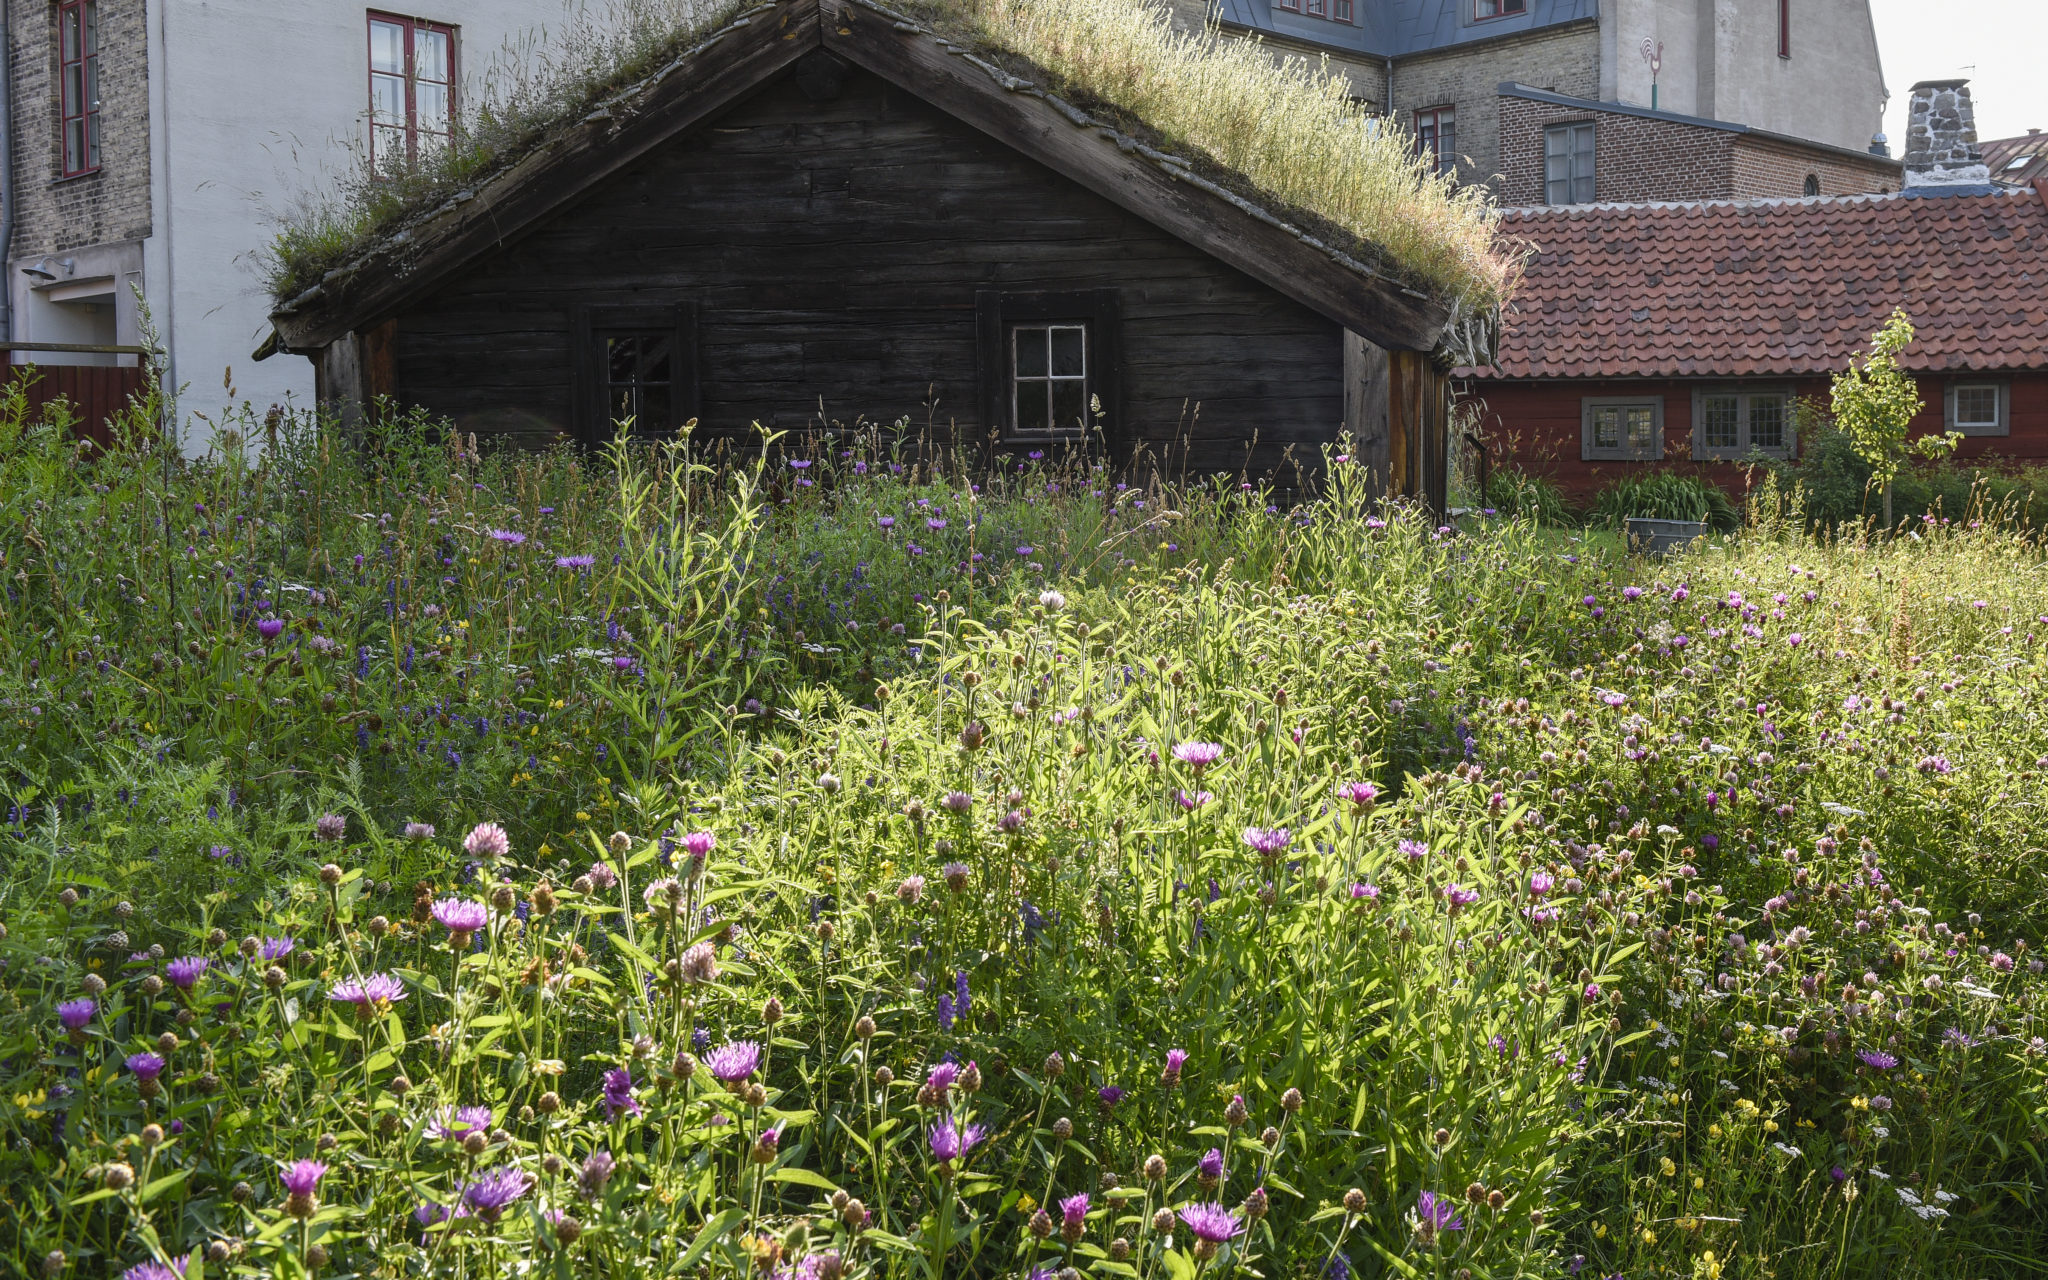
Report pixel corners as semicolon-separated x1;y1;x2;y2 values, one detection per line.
1416;107;1457;177
1545;122;1596;204
575;303;698;444
59;0;100;177
1778;0;1791;58
977;290;1119;443
1803;173;1820;196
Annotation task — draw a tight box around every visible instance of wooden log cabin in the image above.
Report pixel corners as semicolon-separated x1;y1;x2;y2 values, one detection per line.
263;0;1498;509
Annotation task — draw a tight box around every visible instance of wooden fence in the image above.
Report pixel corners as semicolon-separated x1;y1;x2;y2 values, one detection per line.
3;343;153;449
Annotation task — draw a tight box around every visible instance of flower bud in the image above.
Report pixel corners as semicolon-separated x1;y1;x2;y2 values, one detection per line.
104;1163;135;1190
572;875;594;896
1343;1187;1368;1214
1244;1187;1269;1220
1029;1209;1054;1239
554;1213;584;1245
462;1131;488;1156
390;1075;412;1095
854;1015;876;1039
1281;1087;1303;1112
875;1066;893;1086
1144;1154;1167;1181
115;901;135;919
207;927;228;949
1152;1207;1176;1233
206;1241;230;1265
1260;1126;1280;1150
763;997;784;1025
1044;1051;1065;1077
842;1198;868;1230
1224;1095;1248;1127
306;1244;328;1268
533;883;556;915
1051;1117;1073;1140
745;1082;767;1108
58;888;79;908
265;966;287;989
139;975;164;998
140;1124;164;1148
542;1153;565;1176
538;1091;561;1115
82;973;105;996
157;1032;179;1055
960;1061;983;1093
610;832;633;856
491;883;517;913
231;1180;253;1204
368;916;390;937
319;864;343;885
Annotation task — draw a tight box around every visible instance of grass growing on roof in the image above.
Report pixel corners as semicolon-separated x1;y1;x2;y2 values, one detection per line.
265;0;1516;315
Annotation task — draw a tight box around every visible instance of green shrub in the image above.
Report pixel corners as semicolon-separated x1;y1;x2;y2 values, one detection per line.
1587;471;1741;530
1478;466;1576;525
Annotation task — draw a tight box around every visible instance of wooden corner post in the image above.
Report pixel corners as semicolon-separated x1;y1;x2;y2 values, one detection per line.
1386;349;1449;519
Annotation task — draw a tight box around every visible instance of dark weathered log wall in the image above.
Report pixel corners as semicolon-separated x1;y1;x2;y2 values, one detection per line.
384;65;1346;479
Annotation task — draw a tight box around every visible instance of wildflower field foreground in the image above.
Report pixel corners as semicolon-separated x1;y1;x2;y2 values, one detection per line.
2;395;2047;1280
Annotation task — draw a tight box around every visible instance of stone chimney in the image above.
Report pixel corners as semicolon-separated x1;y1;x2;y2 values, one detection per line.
1902;79;1989;188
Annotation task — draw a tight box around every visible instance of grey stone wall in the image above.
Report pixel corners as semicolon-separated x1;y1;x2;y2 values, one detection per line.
1902;79;1986;186
7;0;152;263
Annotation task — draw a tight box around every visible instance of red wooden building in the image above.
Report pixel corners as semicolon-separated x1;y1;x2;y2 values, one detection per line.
1459;180;2048;500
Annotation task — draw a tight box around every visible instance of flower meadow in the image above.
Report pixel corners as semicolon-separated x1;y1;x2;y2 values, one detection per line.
1;392;2047;1279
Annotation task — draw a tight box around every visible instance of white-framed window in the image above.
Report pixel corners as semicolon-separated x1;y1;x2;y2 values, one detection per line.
1582;397;1664;461
1693;387;1796;460
1946;381;2008;436
1545;123;1595;204
1011;323;1090;435
369;12;457;170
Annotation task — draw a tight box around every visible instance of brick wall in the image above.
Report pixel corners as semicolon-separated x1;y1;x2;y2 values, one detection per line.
1173;5;1388;110
1498;95;1736;206
1730;135;1900;199
1498;93;1903;206
6;0;152;263
1390;21;1599;188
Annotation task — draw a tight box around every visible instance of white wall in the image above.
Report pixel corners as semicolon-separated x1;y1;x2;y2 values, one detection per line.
1605;0;1886;152
149;0;566;445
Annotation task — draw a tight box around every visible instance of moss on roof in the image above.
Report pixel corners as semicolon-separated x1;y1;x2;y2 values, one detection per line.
267;0;1517;319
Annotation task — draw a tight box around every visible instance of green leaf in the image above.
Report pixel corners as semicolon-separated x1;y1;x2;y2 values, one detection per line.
767;1166;840;1193
677;1207;745;1269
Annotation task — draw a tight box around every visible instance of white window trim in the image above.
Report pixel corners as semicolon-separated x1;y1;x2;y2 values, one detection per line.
1581;396;1664;462
1945;380;2008;437
1691;386;1797;461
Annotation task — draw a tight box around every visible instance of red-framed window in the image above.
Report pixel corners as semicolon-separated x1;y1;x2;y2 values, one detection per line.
1778;0;1791;58
1416;106;1456;176
368;12;457;170
1474;0;1528;19
58;0;100;177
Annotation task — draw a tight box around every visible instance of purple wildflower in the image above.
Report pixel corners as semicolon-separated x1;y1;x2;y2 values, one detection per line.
554;555;596;570
1336;781;1377;808
328;972;407;1013
1417;1190;1464;1232
432;898;489;936
1060;1192;1090;1230
1857;1050;1898;1070
164;956;208;990
706;1041;762;1083
462;821;511;861
120;1264;187;1280
927;1118;987;1162
1241;827;1292;857
604;1068;642;1120
1198;1147;1224;1180
280;1159;328;1196
1178;1203;1243;1243
57;998;95;1031
126;1052;166;1083
462;1167;532;1221
1173;742;1225;771
1098;1086;1125;1107
486;529;527;545
430;1106;493;1139
259;936;296;961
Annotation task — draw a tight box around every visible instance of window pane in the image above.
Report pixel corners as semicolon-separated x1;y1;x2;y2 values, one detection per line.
1049;326;1085;377
64;119;82;175
83;1;97;54
1332;0;1353;20
83;55;98;111
371;74;405;125
372;125;407;165
1572;126;1595;203
370;20;406;74
607;336;640;385
1956;386;1998;425
1306;0;1325;15
1014;327;1048;378
64;64;82;118
1051;379;1087;432
1593;406;1619;448
86;111;99;169
417;29;451;82
62;8;78;62
1749;396;1785;450
611;388;637;426
417;82;450;134
1703;396;1739;448
639;335;673;385
1626;406;1654;449
1016;380;1050;432
635;385;671;431
1439;118;1456;170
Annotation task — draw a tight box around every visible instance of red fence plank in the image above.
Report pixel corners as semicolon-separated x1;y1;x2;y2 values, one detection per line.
7;363;147;449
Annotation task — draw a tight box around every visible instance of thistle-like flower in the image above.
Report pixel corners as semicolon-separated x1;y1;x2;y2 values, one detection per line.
164;956;208;990
429;1106;493;1139
927;1118;987;1163
57;998;95;1031
706;1041;762;1084
432;898;488;943
463;822;511;862
280;1159;328;1218
1173;742;1225;772
462;1167;532;1222
328;972;407;1017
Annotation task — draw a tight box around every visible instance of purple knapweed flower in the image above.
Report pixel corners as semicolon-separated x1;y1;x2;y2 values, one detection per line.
259;936;296;961
1176;789;1214;810
280;1158;328;1197
328;972;407;1014
604;1067;642;1120
432;898;488;938
1173;742;1225;772
1242;827;1291;857
1399;839;1429;861
1163;1048;1189;1084
554;554;596;570
313;813;346;842
682;830;716;859
1198;1147;1224;1180
927;1118;987;1162
487;529;527;545
120;1263;187;1280
1061;1192;1090;1230
1442;884;1479;912
256;618;285;641
706;1040;762;1083
1417;1190;1464;1232
1336;781;1377;808
430;1106;493;1139
58;998;95;1031
1857;1050;1898;1070
462;1167;532;1221
126;1052;166;1083
1098;1085;1125;1107
1528;871;1554;898
1178;1203;1243;1243
164;956;208;990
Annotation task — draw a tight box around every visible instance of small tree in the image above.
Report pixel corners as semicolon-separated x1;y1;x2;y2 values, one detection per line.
1830;307;1954;528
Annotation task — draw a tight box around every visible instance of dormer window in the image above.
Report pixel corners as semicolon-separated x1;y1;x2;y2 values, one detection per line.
1474;0;1527;19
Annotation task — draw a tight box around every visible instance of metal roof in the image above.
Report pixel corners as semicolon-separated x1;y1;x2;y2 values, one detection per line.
1213;0;1598;60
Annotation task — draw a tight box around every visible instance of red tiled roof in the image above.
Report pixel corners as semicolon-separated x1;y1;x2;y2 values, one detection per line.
1467;183;2048;380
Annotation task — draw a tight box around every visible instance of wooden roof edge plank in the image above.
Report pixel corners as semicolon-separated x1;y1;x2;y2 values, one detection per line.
821;0;1455;353
272;0;824;350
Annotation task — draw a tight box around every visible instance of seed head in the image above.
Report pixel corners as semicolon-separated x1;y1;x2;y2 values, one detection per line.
1281;1087;1303;1112
610;831;632;856
1028;1209;1054;1239
538;1091;561;1114
1144;1154;1167;1180
1343;1188;1367;1214
1044;1050;1065;1077
103;1162;135;1190
854;1015;876;1039
1223;1095;1248;1127
140;1123;164;1147
1052;1116;1073;1140
318;863;343;885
